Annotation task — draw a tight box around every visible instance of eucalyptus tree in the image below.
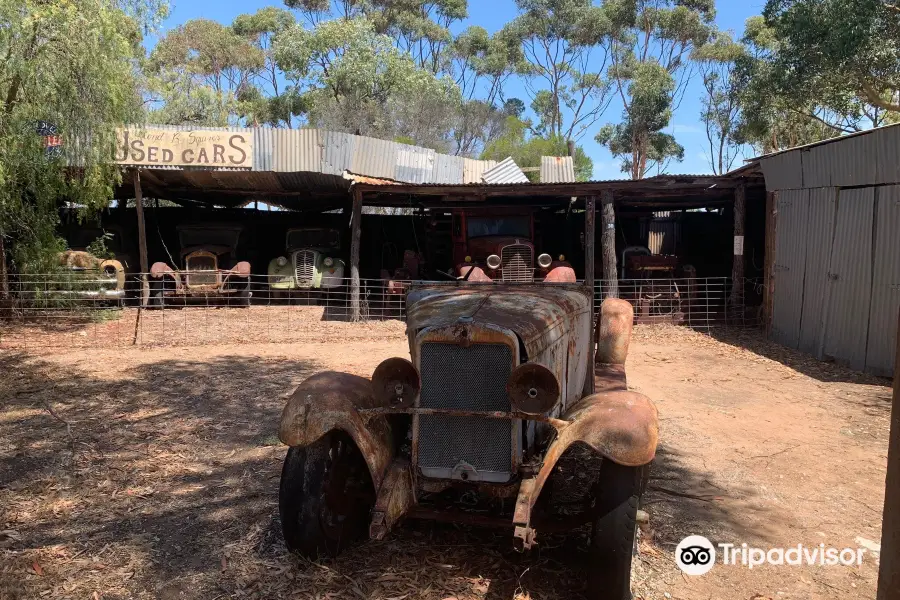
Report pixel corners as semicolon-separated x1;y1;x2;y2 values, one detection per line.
597;0;715;179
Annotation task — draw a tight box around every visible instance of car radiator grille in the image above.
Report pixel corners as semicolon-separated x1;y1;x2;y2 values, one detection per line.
417;342;514;478
186;256;217;287
501;244;533;282
293;250;315;287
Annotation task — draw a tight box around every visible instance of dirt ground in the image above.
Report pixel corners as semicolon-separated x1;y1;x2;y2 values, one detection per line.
0;308;893;600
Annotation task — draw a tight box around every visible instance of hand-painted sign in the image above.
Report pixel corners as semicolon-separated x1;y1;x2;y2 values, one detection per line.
114;127;253;168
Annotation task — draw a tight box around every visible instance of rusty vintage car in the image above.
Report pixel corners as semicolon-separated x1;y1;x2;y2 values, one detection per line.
451;208;573;282
54;250;126;304
149;225;251;307
277;286;658;598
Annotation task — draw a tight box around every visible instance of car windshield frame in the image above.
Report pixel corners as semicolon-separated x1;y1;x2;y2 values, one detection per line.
466;216;531;239
286;228;340;249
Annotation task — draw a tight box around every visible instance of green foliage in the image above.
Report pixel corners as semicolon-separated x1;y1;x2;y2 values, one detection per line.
0;0;163;276
598;0;713;178
507;0;614;141
481;117;594;181
85;232;117;260
695;32;745;173
763;0;900;114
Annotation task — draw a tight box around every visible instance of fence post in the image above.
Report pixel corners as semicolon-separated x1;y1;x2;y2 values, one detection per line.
877;307;900;600
133;170;150;308
730;182;746;314
600;190;618;299
350;187;363;322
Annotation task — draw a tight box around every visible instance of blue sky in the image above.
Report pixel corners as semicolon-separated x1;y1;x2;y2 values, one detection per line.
154;0;768;179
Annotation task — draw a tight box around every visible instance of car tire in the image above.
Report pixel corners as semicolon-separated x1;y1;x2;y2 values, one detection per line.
279;432;375;559
587;461;649;600
235;283;251;307
149;286;165;308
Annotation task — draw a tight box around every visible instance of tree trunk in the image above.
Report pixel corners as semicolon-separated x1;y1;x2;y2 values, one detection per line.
134;171;150;308
0;227;9;303
730;183;746;312
600;190;618;299
350;187;363;322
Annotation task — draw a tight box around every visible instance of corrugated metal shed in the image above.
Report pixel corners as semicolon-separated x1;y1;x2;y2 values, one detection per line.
760;151;803;190
481;157;529;184
822;187;875;372
351;136;399;180
395;143;436;184
797;187;838;357
462;158;498;183
322;130;355;176
865;185;900;376
874;126;900;184
771;189;810;348
432;154;465;184
540;156;575;183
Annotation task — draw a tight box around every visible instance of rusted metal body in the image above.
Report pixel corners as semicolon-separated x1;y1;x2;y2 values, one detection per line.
56;250;126;300
278;287;658;550
149;226;251;299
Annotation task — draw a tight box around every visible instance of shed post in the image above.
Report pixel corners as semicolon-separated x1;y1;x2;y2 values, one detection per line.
730;182;746;312
600;190;618;298
584;195;596;395
350;187;363;322
133;170;150;308
877;307;900;600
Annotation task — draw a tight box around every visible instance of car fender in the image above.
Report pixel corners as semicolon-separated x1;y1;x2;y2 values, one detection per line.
520;389;658;524
150;262;181;287
278;371;394;488
99;258;126;291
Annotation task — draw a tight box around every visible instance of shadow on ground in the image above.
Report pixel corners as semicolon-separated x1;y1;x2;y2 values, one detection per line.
708;327;891;386
0;350;765;599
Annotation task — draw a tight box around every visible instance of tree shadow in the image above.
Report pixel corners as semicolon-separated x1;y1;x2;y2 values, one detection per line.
707;327;892;385
0;350;783;599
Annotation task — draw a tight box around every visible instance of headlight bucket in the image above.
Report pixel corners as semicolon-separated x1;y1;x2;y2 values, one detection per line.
323;257;334;268
276;256;287;267
371;357;420;407
537;253;553;269
486;254;502;270
507;363;560;414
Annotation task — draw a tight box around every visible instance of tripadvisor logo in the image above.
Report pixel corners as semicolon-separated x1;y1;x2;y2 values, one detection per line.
675;536;869;574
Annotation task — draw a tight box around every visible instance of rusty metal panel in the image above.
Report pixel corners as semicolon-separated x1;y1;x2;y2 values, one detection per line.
771;189;810;348
431;153;465;184
798;187;838;357
352;136;400;180
540;156;575;183
270;128;322;172
482;157;529;184
322;130;355;175
874;126;900;185
760;151;803;191
462;158;498;183
865;185;900;376
394;143;436;184
822;187;875;371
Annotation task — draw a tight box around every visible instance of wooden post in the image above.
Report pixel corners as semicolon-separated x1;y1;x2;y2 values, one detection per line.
730;182;746;311
584;195;597;396
877;308;900;600
133;170;150;308
0;228;8;302
350;187;363;322
763;191;776;334
600;190;618;298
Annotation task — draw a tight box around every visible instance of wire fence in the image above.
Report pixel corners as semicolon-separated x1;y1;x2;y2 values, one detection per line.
0;273;764;349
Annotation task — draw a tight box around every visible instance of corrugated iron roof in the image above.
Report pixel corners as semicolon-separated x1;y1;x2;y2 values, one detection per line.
481;156;529;184
540;156;575;183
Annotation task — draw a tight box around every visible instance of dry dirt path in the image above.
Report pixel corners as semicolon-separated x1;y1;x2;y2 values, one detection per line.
0;320;892;599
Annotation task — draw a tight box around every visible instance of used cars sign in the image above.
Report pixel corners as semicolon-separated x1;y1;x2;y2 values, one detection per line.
115;127;253;168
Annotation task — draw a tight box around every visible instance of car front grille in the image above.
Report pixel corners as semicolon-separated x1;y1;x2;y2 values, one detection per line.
186;256;217;287
417;342;514;479
293;250;315;287
501;244;533;282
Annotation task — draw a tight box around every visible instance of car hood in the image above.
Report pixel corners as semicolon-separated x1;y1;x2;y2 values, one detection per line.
406;283;591;358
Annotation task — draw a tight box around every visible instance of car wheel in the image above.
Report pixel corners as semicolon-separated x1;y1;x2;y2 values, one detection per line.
587;461;650;600
149;285;165;308
279;432;375;559
235;283;251;307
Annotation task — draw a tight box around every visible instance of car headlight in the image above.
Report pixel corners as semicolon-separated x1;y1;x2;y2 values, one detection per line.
486;254;502;270
537;253;552;268
323;257;334;268
103;265;117;278
276;256;287;267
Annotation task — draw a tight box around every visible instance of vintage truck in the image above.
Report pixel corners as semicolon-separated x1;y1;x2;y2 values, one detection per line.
267;228;345;296
149;225;251;306
54;250;126;304
450;208;572;282
277;287;658;598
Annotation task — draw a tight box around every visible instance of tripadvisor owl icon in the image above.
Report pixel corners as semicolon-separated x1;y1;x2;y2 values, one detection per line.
676;535;717;575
